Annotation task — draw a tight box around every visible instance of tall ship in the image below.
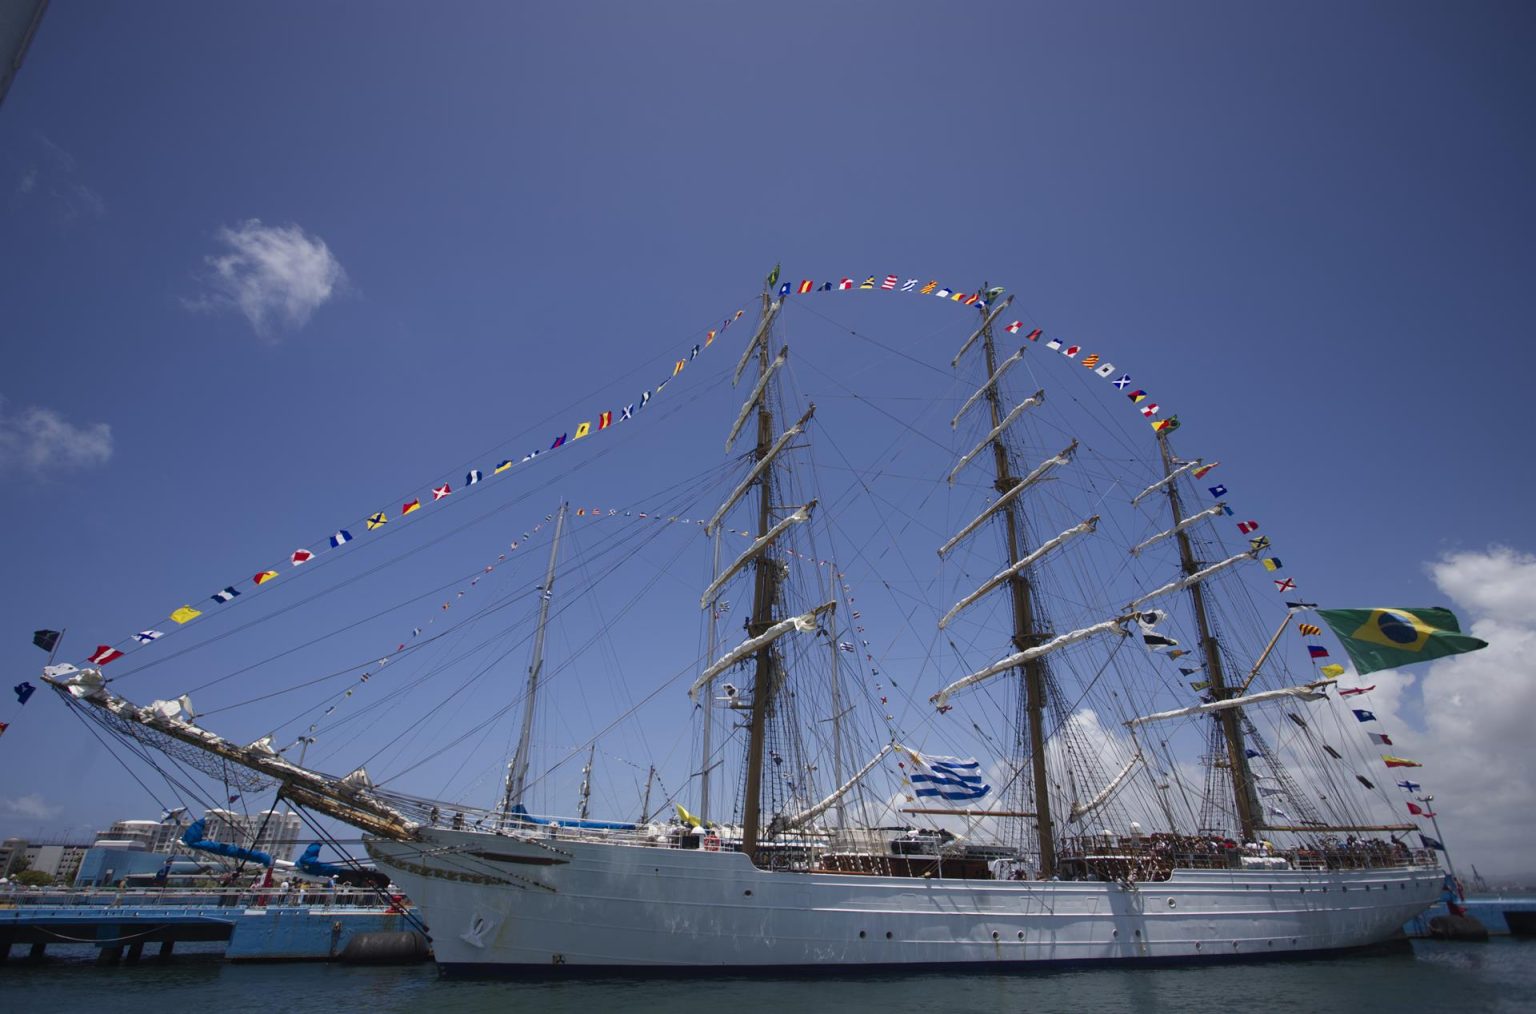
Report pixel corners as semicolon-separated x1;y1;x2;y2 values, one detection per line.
33;269;1445;973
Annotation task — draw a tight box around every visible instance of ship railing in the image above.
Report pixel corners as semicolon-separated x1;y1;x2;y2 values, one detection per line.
471;818;838;860
1058;832;1436;875
0;885;408;910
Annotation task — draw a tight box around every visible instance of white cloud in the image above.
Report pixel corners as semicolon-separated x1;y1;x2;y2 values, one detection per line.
1350;547;1536;880
0;397;113;472
3;794;62;820
192;219;346;339
15;135;106;221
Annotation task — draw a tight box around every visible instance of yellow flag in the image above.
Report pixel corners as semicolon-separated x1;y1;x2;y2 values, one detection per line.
1319;664;1344;679
574;421;591;439
170;605;202;624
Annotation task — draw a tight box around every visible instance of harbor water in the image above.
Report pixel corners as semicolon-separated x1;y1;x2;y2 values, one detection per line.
4;937;1534;1014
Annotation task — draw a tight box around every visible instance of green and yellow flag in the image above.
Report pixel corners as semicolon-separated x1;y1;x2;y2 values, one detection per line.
1316;607;1487;675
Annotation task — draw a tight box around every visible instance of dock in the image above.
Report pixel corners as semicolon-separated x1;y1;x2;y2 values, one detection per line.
1405;896;1536;938
0;887;427;964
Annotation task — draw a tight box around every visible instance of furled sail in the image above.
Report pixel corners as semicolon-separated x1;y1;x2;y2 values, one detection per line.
725;346;788;452
932;614;1129;709
951;347;1026;429
40;668;419;840
733;298;780;386
1123;684;1330;728
699;501;815;609
1125;550;1255;611
1129;458;1204;507
937;440;1078;559
938;515;1098;629
704;404;815;536
1069;749;1144;823
946;390;1045;485
950;295;1015;367
768;743;894;832
1128;501;1228;556
688;601;836;700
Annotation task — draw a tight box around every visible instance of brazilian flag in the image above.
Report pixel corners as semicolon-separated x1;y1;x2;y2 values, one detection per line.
1316;607;1487;675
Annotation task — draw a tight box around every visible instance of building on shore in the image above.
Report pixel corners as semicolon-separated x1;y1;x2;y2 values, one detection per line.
5;806;307;887
0;836;90;884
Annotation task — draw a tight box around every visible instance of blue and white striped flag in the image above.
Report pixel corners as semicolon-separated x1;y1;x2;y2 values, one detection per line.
910;754;990;802
466;469;482;485
330;530;353;548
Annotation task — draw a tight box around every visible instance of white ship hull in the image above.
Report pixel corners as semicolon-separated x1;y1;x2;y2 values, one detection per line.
367;829;1443;975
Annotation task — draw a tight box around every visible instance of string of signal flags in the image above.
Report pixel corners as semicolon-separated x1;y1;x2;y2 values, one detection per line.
49;303;754;675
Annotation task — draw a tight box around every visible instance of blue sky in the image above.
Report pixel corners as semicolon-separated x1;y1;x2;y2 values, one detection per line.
2;2;1534;876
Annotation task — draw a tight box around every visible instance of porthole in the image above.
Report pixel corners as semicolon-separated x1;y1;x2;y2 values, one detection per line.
858;931;866;939
991;931;999;940
1017;931;1024;941
885;931;893;940
1167;898;1176;909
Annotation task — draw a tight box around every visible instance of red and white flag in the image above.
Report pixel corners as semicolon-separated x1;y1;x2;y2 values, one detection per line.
89;645;125;665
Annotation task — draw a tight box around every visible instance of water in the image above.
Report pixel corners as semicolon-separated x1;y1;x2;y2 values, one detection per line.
5;939;1535;1014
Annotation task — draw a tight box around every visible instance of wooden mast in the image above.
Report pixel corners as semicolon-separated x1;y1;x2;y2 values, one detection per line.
973;284;1057;877
740;279;782;864
1156;436;1260;841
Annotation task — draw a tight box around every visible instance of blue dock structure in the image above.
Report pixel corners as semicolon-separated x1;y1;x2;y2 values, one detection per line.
0;886;427;964
1405;896;1536;938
